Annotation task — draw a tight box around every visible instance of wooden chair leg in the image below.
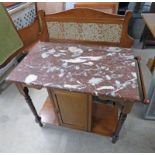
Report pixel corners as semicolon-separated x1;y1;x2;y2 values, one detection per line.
112;112;127;143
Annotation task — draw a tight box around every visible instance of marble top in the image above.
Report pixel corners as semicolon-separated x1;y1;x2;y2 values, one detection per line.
7;42;140;102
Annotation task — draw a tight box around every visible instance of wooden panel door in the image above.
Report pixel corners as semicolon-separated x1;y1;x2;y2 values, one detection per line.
51;89;92;131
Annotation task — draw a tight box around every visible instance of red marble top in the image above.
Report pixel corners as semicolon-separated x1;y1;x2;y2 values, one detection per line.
7;42;140;102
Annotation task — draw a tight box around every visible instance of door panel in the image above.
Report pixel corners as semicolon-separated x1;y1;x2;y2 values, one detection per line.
53;90;91;130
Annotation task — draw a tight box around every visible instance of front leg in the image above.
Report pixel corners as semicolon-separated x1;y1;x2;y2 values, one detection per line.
16;83;43;127
112;101;133;143
112;112;127;143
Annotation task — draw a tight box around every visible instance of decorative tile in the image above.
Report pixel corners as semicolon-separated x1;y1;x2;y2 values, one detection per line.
47;21;122;43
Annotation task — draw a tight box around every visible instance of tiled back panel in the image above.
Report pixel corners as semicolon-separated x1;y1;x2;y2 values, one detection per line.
10;3;36;30
47;21;123;43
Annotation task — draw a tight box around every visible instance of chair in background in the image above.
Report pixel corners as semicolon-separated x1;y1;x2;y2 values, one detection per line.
0;3;23;68
0;3;23;92
6;2;40;49
0;3;40;92
74;2;119;14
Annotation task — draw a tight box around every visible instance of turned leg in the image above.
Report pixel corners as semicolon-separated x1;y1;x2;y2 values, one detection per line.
16;84;43;127
112;112;127;143
23;87;43;127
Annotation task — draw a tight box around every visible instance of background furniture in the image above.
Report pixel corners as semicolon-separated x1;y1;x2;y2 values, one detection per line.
139;13;155;120
0;3;23;68
74;2;119;14
0;3;71;92
2;2;21;8
7;3;36;30
0;2;38;92
145;72;155;120
142;13;155;38
6;3;39;48
134;49;155;120
147;56;155;73
140;3;155;48
117;2;129;15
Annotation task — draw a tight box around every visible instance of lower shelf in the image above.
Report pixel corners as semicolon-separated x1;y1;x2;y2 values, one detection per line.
39;97;118;137
39;97;59;126
92;103;118;136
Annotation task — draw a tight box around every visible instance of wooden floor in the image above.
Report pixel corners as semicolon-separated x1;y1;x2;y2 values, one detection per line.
39;97;118;137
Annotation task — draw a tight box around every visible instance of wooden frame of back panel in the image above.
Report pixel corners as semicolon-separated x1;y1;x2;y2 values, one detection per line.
38;8;134;48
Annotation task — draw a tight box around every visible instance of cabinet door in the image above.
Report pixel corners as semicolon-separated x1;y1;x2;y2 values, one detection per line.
52;89;92;131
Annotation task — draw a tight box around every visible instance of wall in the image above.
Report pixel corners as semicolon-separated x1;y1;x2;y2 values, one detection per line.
37;2;64;14
65;2;75;10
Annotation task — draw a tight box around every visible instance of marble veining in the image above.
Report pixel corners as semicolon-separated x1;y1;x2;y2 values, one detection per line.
88;77;103;86
41;49;56;58
83;62;94;66
97;86;114;90
7;42;140;101
106;75;111;80
25;74;38;84
106;47;122;53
